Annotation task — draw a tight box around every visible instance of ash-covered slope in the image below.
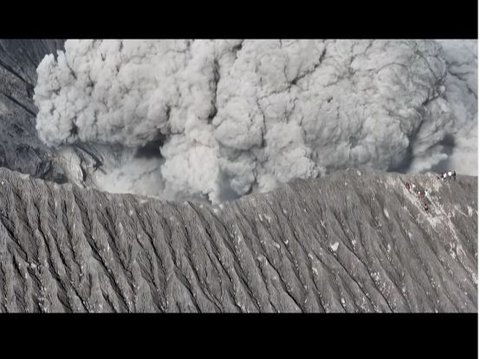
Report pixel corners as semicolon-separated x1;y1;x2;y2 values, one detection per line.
0;40;65;181
0;168;476;312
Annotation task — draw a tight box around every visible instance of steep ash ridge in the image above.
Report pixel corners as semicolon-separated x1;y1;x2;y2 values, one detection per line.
0;168;476;312
0;40;65;182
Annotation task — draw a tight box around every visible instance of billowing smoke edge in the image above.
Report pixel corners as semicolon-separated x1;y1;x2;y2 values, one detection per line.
33;39;477;203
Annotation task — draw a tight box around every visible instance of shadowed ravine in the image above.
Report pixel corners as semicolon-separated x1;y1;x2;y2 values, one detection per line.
0;168;476;312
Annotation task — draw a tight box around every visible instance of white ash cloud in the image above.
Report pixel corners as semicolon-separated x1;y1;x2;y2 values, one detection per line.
432;40;477;175
34;39;477;203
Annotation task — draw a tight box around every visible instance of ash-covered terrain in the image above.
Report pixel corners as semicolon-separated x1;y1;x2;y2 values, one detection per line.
0;40;477;313
0;168;476;312
0;40;65;182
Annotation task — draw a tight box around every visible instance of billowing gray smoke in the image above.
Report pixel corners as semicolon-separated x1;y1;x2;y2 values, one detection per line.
33;40;477;203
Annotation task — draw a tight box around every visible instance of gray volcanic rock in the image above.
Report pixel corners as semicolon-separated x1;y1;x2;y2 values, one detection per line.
0;167;476;312
0;40;65;181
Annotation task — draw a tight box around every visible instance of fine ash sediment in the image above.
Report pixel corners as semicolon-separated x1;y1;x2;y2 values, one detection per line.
0;168;476;312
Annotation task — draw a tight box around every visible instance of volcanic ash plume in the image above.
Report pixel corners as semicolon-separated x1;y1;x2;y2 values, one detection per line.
34;39;477;202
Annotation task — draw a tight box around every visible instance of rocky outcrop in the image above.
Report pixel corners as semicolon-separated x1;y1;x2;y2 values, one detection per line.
0;168;476;312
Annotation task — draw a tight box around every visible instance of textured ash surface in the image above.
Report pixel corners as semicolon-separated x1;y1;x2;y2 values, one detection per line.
0;167;476;312
0;40;65;181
